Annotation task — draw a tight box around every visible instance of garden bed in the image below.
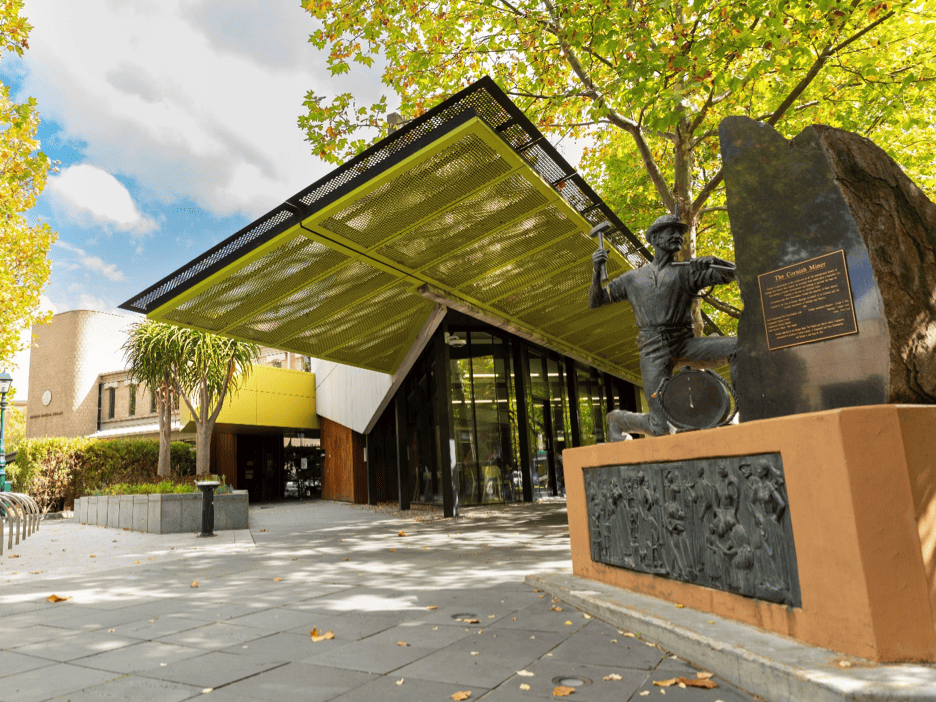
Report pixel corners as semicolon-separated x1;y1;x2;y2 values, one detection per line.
74;491;248;534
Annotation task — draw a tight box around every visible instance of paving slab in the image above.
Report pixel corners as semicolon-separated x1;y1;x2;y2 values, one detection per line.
0;650;55;678
10;630;139;662
222;661;377;702
220;632;330;663
393;648;548;688
47;674;200;702
137;650;287;689
329;674;489;702
479;660;647;701
0;662;115;702
72;640;204;674
155;622;267;650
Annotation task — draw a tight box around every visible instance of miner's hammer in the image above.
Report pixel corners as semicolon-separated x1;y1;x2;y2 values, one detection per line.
590;220;612;286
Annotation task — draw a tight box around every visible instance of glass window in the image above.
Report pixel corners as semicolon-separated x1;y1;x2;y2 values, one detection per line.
128;384;136;416
107;387;115;419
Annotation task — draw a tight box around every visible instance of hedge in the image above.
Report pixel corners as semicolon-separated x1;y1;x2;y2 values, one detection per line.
7;438;197;511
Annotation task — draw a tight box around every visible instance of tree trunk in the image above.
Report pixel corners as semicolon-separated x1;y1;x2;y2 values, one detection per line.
195;381;212;476
155;384;171;478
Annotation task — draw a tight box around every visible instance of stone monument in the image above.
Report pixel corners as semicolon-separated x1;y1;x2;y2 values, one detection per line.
564;119;936;663
720;116;936;421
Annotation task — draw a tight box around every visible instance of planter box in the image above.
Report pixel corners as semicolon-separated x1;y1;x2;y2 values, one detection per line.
76;491;248;534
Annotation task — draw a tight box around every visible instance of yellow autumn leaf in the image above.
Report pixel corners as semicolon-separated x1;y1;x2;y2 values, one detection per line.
398;530;407;537
697;672;714;679
451;692;471;700
310;628;335;642
46;594;69;603
603;673;622;681
426;605;438;610
564;620;572;625
395;678;404;685
462;618;480;624
517;670;534;677
191;580;198;588
520;683;531;690
553;686;575;696
397;641;409;646
273;577;282;582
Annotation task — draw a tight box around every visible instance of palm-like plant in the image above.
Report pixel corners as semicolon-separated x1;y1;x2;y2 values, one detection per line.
123;320;176;477
124;321;259;477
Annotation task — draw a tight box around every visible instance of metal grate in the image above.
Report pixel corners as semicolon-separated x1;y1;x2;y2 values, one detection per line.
164;238;349;332
459;232;598;305
422;205;576;289
377;173;548;271
318;134;510;250
124;209;295;314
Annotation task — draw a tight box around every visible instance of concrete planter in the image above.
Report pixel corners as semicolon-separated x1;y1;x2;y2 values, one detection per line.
75;491;248;534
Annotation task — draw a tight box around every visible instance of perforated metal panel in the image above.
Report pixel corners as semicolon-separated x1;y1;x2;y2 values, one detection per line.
122;76;663;382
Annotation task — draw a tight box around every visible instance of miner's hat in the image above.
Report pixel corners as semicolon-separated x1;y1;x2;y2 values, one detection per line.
646;213;689;239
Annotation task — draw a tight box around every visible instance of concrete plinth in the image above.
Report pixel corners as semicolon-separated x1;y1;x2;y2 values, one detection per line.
564;404;936;662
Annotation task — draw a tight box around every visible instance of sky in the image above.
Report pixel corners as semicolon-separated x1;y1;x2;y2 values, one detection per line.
2;0;586;400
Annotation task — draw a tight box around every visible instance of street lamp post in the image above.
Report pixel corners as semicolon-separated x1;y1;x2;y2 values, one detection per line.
0;370;12;493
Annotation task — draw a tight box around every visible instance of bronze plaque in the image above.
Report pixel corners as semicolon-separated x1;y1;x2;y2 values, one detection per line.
758;250;858;351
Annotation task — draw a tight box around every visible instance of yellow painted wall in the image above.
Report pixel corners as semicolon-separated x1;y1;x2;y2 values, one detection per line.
181;366;318;431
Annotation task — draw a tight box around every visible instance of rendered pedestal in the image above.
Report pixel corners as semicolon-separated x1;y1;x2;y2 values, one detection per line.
564;405;936;662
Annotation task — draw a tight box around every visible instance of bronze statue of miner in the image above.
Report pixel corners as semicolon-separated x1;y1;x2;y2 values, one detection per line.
589;213;737;439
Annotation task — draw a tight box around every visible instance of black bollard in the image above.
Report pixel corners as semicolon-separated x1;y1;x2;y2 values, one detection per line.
195;481;220;537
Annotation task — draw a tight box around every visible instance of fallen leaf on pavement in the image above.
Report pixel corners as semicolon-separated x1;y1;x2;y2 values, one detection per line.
470;651;478;656
310;628;335;642
451;691;471;700
398;530;408;537
638;692;649;697
462;618;480;624
426;605;438;610
520;683;530;690
550;606;563;612
583;614;592;619
46;594;69;603
654;677;717;689
564;620;572;625
191;581;198;588
553;686;575;696
397;641;410;647
8;554;20;558
273;577;282;582
343;557;350;561
676;604;684;608
133;560;140;564
537;595;545;599
697;672;714;679
517;670;534;677
603;674;622;681
89;554;96;558
390;548;396;552
623;632;636;638
395;679;404;685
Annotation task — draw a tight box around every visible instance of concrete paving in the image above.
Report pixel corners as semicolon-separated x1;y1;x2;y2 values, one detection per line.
0;500;759;702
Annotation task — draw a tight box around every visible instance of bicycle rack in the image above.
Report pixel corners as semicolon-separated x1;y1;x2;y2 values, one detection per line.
0;492;41;555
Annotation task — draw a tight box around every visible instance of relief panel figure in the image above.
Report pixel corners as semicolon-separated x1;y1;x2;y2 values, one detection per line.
584;453;800;607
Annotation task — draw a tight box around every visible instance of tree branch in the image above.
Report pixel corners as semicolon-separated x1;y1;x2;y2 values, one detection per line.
765;10;896;126
701;293;741;319
691;169;724;213
537;0;676;211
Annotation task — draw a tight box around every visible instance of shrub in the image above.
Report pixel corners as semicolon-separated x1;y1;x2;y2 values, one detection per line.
10;438;198;510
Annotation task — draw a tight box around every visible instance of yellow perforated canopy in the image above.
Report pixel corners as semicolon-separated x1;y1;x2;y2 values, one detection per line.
122;78;647;383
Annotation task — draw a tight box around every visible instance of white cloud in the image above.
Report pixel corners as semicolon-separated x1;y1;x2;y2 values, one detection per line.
47;164;158;235
55;240;126;281
11;0;389;220
78;294;116;312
